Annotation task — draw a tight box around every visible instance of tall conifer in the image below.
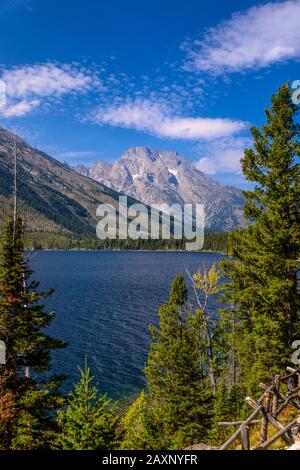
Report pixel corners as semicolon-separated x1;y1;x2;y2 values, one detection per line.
220;83;300;394
0;216;66;449
143;274;212;449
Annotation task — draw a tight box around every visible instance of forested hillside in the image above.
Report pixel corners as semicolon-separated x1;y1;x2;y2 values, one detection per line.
0;127;138;235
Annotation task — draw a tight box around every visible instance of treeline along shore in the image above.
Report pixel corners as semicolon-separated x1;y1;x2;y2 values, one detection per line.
24;230;229;253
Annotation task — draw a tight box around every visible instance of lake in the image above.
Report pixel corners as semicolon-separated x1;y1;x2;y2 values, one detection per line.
30;251;224;400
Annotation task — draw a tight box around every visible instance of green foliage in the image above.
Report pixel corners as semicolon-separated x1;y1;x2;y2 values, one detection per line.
220;83;300;396
122;275;214;450
208;380;244;445
0;169;95;236
10;386;63;450
121;391;152;450
0;215;66;449
57;361;119;450
24;230;228;252
3;83;299;450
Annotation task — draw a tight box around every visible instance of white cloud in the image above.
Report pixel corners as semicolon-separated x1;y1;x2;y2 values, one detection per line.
0;62;99;117
158;117;244;139
1;99;40;117
195;136;252;174
184;0;300;74
3;63;95;98
93;98;245;140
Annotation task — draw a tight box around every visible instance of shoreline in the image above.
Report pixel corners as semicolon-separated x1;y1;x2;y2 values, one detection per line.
25;248;226;254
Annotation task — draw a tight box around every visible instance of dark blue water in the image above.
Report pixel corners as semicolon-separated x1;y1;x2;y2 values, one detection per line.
30;251;224;400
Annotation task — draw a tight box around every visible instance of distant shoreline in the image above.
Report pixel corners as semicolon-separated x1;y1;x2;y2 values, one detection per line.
26;248;226;255
24;231;228;254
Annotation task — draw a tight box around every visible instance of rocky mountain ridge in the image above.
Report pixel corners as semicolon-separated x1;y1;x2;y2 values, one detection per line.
74;146;245;231
0;127;137;234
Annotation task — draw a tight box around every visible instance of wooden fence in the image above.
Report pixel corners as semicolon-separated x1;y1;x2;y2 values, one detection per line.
218;366;300;450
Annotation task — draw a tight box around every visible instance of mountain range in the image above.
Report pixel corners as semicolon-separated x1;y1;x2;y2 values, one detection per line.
0;128;245;236
73;147;245;231
0;127;138;235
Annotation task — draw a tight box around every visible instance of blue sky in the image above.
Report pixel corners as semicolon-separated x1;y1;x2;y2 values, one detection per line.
0;0;300;188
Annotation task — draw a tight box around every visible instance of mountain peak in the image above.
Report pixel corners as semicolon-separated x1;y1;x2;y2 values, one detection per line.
0;126;128;235
74;146;245;231
121;146;159;163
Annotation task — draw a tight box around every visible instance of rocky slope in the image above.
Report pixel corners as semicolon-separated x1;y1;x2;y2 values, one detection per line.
0;127;137;235
74;147;245;231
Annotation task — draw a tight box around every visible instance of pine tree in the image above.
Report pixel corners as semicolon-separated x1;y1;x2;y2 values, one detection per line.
220;83;300;395
121;390;152;450
57;361;119;450
143;274;213;449
0;216;66;449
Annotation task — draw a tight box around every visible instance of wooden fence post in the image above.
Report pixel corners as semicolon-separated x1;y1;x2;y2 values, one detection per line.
241;425;250;450
272;374;280;414
213;367;300;451
220;405;263;450
256;419;299;450
260;392;271;444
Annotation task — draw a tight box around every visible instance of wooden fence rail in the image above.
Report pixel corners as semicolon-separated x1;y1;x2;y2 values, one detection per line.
218;366;300;450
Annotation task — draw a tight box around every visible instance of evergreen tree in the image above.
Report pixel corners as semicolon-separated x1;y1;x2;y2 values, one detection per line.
57;361;119;450
121;390;152;450
142;274;213;449
220;83;300;395
0;216;66;449
208;380;244;445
